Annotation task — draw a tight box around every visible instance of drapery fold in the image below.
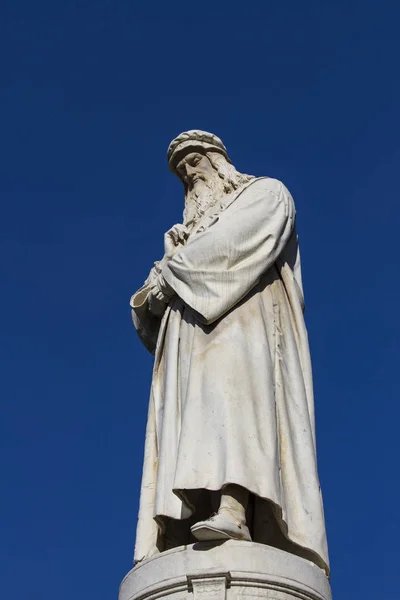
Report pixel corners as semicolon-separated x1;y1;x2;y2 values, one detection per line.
162;178;295;324
130;178;329;575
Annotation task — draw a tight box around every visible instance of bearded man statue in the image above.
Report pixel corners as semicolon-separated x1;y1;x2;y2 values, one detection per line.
130;130;329;576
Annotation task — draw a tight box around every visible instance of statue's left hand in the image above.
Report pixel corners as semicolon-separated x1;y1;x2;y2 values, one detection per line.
164;224;189;259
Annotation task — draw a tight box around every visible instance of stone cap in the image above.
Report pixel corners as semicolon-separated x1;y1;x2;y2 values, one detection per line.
167;130;232;174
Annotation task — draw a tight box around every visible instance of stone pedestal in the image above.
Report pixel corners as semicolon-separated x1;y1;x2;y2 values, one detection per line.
119;541;332;600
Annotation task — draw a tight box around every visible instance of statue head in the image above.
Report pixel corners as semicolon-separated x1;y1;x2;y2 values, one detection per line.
167;130;253;228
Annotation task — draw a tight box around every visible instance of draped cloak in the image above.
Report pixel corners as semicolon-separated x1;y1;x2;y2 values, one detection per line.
130;177;329;574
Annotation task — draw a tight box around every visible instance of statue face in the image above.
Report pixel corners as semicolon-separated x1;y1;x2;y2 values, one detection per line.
176;152;214;190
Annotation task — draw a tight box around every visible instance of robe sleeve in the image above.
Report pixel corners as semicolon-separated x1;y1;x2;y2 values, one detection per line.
130;256;172;354
130;284;162;355
162;178;295;325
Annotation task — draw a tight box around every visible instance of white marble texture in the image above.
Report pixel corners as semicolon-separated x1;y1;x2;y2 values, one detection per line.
119;541;332;600
129;131;329;575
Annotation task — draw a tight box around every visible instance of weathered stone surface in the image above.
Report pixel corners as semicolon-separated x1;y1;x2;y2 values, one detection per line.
129;130;329;575
119;541;332;600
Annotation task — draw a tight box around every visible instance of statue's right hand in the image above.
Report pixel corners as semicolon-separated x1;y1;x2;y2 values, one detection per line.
148;273;174;317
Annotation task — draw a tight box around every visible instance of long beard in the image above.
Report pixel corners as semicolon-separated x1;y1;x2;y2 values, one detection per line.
183;177;225;229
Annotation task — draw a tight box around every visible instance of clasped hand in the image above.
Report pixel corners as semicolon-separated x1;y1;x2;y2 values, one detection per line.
164;223;189;259
147;223;189;316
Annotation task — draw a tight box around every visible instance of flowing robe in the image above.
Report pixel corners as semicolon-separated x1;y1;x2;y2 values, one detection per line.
130;177;329;574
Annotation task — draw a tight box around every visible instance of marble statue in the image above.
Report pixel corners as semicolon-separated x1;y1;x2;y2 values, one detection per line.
130;130;329;576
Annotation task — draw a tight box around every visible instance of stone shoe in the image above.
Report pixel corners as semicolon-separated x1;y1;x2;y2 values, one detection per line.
190;513;251;542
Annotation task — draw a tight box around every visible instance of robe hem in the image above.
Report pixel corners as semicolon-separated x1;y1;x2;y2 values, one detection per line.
154;484;330;577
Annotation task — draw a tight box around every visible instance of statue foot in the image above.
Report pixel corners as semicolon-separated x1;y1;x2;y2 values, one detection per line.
190;513;251;542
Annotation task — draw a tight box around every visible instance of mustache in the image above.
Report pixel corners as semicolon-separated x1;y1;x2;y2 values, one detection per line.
187;172;207;189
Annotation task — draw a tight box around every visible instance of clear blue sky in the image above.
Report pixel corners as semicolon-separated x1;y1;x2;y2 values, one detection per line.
1;1;399;598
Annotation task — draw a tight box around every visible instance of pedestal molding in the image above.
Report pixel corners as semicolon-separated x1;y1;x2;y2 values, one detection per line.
119;542;331;600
